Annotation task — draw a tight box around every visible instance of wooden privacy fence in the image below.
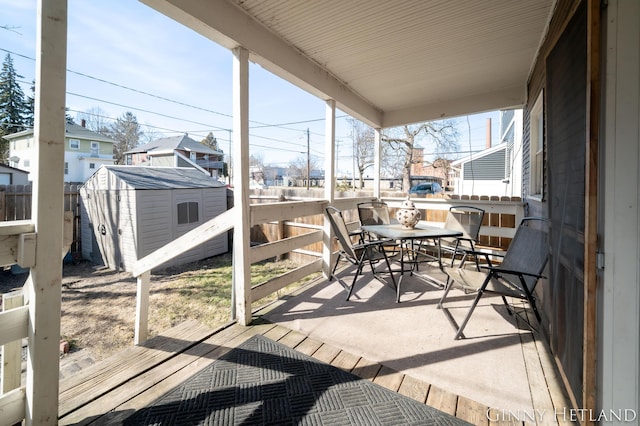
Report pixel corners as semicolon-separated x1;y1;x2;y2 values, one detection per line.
0;184;82;253
251;195;525;261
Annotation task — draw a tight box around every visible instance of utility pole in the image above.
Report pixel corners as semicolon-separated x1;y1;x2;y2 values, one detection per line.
306;128;310;190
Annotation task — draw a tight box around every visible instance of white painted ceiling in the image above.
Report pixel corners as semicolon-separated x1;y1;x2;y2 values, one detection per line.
142;0;555;128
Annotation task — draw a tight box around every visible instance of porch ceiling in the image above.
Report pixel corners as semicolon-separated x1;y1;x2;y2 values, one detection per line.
140;0;555;128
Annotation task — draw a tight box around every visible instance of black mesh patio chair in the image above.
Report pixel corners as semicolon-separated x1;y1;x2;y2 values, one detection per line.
357;200;401;255
439;205;485;269
438;217;549;339
326;206;397;300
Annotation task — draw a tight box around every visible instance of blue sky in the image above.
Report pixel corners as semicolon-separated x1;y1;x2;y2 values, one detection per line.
1;0;500;175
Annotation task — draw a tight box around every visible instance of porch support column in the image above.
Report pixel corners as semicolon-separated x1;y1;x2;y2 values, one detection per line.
323;99;336;278
232;47;252;326
373;128;382;199
26;0;67;424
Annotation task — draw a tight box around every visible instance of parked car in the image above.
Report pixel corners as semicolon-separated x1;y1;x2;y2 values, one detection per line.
408;182;443;195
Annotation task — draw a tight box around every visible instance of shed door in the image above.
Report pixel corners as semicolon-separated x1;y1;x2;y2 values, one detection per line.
546;1;587;407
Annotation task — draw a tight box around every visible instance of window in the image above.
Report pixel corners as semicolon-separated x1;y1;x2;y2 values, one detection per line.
90;141;99;155
24;159;30;167
529;92;544;198
177;202;199;224
69;139;80;149
64;162;69;175
89;163;95;169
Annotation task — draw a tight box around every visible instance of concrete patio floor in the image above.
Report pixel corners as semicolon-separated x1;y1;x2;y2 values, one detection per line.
258;262;571;419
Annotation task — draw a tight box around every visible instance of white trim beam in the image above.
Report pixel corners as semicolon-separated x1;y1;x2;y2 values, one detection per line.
232;47;252;326
26;1;67;424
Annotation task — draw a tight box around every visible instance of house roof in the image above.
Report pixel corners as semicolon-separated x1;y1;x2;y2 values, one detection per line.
125;134;223;156
451;142;507;166
141;0;555;128
2;122;115;143
0;164;30;175
96;166;226;190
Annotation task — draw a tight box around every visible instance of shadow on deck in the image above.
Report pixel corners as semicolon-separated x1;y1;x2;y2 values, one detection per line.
58;264;571;425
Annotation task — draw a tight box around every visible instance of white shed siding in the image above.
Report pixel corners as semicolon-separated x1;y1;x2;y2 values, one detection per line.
81;166;228;271
116;190;138;271
136;190;173;261
203;187;229;255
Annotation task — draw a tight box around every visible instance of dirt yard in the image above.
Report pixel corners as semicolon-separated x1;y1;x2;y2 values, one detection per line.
0;253;310;365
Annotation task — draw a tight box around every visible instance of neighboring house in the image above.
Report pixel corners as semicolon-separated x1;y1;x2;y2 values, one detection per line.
0;164;29;185
4;122;116;183
80;166;228;272
450;110;523;197
124;134;225;179
410;154;450;190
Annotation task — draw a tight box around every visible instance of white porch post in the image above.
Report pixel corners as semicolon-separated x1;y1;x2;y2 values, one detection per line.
232;47;252;326
323;99;336;278
26;0;67;424
373;128;382;199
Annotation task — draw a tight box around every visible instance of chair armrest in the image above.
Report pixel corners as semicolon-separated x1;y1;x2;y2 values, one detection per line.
482;265;545;280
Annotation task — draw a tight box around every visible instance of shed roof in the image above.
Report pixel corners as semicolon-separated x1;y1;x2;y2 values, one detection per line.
99;166;226;190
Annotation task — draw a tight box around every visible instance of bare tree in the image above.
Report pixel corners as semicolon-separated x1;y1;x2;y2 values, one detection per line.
348;118;375;189
288;154;319;186
250;153;265;183
75;106;110;135
382;120;459;191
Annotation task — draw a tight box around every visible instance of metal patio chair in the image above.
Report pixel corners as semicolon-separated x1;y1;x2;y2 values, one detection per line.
438;217;549;339
439;205;485;269
326;206;397;300
357;200;401;255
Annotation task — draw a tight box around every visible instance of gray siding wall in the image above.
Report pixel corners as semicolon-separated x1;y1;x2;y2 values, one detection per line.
462;149;506;180
136;189;173;267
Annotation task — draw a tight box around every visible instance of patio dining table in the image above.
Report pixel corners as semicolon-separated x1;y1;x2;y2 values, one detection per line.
361;222;462;302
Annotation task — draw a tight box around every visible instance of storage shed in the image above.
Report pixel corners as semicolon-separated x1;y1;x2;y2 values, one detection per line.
80;165;228;272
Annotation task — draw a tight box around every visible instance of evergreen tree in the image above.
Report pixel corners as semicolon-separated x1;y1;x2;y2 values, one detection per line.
108;111;143;164
25;80;35;128
0;53;30;160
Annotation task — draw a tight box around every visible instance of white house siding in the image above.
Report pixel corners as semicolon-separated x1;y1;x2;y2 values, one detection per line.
150;155;174;167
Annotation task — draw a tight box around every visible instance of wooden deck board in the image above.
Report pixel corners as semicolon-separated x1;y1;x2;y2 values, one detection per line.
457;395;490;425
58;320;214;417
58;319;565;426
352;357;382;381
426;384;458;416
397;374;429;403
59;323;273;425
372;365;404;392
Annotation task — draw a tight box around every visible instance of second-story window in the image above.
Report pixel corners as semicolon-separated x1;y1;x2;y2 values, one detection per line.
69;139;80;150
91;141;99;155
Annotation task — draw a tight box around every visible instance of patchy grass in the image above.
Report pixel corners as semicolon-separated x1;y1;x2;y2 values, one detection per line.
58;253;318;362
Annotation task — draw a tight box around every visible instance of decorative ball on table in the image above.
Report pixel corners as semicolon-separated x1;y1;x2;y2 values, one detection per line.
396;196;421;229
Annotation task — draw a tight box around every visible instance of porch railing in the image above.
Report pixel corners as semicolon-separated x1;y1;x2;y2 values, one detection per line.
0;195;523;424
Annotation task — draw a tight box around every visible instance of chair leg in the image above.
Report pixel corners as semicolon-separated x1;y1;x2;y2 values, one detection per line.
437;278;455;309
329;252;343;281
346;263;363;301
454;289;485;340
501;295;513;315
